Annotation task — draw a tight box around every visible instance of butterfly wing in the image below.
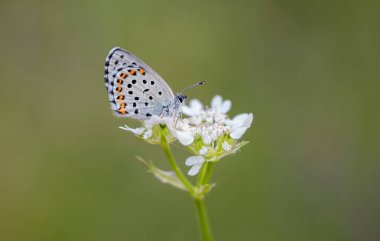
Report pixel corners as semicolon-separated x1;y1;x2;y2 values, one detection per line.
104;47;174;119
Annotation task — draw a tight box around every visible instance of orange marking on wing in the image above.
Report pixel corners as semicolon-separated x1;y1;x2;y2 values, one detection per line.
138;69;145;75
118;109;127;114
117;73;127;85
118;102;128;114
116;87;122;93
129;69;136;75
117;95;125;101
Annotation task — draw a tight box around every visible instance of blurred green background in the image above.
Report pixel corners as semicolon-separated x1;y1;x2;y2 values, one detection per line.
1;0;379;240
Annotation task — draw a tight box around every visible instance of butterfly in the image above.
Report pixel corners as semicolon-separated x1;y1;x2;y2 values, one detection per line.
104;47;204;120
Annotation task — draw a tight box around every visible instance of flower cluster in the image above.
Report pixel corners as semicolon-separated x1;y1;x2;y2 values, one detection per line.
120;95;253;176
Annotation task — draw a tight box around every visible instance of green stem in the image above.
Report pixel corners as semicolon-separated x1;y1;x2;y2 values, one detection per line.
198;162;215;185
195;198;213;241
160;133;213;241
195;162;215;241
160;136;194;194
197;162;208;184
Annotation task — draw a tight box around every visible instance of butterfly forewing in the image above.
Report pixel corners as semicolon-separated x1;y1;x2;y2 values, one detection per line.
104;47;174;119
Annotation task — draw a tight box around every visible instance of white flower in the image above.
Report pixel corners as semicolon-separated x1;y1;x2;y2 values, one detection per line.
166;119;197;146
196;122;230;145
181;99;206;125
119;125;146;135
222;141;231;151
176;130;195;146
142;115;196;145
181;95;233;126
181;99;203;117
228;113;254;139
201;132;213;145
143;129;153;139
185;156;205;176
199;146;208;155
211;95;231;114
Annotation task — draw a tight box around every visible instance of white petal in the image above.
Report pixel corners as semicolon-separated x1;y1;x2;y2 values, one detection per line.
146;116;175;132
211;95;222;109
143;129;153;139
144;115;162;128
222;141;232;151
163;117;175;127
119;125;146;135
181;105;194;116
199;146;208;155
243;113;254;128
188;163;203;176
185;156;205;166
176;131;194;146
189;99;203;111
230;113;254;129
220;100;232;113
176;122;189;131
202;134;212;145
230;127;248;139
231;113;249;126
191;117;203;126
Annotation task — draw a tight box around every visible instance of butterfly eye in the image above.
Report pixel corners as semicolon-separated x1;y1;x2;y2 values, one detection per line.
178;95;187;103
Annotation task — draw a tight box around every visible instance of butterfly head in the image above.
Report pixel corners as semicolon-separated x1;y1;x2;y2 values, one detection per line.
173;93;188;112
170;81;206;117
176;94;187;104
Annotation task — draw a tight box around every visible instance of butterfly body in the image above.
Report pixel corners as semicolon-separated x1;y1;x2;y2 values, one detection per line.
104;47;187;120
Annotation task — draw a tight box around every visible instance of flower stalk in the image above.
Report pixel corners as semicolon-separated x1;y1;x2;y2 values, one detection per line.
160;132;214;241
198;161;215;186
195;198;213;241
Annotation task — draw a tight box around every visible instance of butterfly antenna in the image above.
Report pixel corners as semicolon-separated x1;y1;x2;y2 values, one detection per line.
180;81;206;95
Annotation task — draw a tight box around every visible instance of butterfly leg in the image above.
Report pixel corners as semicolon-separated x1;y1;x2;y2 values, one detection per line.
174;112;184;128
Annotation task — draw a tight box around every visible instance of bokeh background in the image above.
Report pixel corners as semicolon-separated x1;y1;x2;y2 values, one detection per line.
1;0;379;241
